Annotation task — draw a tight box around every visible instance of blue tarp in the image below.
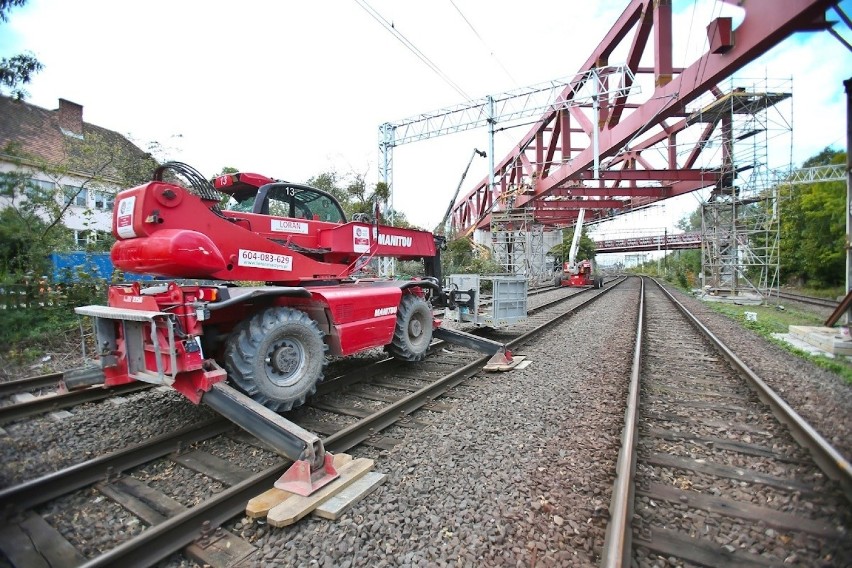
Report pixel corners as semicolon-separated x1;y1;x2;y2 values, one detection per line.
49;252;152;282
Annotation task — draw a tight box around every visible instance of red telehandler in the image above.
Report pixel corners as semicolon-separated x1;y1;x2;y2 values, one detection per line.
66;162;510;494
553;209;603;289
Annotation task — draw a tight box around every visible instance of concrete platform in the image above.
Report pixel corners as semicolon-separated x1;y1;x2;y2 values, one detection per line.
695;292;764;306
781;325;852;357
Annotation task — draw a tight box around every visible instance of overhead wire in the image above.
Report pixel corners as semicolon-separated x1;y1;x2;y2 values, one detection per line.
448;0;519;87
352;0;473;101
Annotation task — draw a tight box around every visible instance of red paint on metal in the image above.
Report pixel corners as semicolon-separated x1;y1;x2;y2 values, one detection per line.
450;0;835;232
708;17;734;54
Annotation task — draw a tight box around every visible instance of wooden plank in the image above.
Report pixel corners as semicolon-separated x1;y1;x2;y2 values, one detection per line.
266;458;374;527
245;453;353;518
645;453;813;493
313;472;386;520
171;450;253;486
0;522;50;568
639;526;777;567
245;488;291;519
640;483;842;538
19;511;86;568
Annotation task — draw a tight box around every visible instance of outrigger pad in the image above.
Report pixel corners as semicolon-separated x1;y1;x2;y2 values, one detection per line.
274;453;339;496
483;349;524;372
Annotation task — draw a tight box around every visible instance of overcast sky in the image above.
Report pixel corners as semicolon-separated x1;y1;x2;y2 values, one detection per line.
2;0;851;236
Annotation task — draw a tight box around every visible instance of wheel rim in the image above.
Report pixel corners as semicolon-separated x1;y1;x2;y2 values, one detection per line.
408;308;431;350
264;338;305;387
408;317;423;339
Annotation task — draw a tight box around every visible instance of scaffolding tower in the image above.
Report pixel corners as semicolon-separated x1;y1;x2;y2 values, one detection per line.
688;79;793;299
489;210;548;283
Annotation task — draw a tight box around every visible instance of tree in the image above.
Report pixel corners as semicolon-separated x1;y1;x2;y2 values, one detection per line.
677;208;702;232
0;174;73;275
548;227;597;267
301;169;418;229
779;147;846;287
0;0;43;100
441;236;502;276
0;130;159;276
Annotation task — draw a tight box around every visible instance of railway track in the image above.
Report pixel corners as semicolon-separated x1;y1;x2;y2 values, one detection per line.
0;280;620;567
769;290;840;310
0;372;64;398
0;360;159;423
602;278;852;567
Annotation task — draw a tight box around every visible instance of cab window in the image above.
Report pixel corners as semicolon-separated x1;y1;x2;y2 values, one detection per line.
265;186;346;223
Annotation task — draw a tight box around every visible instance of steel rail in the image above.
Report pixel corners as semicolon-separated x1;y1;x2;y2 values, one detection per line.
80;277;625;568
600;278;644;568
0;419;229;512
656;279;852;503
0;382;151;424
770;290;839;309
0;372;63;398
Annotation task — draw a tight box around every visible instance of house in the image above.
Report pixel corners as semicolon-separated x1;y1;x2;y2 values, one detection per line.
0;95;156;248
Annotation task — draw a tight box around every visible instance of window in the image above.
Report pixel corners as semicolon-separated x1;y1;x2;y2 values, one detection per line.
74;230;107;248
25;178;55;199
64;185;87;207
93;190;114;210
74;230;88;248
223;190;257;213
265;185;346;223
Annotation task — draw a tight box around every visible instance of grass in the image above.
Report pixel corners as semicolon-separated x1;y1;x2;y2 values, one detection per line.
704;301;852;385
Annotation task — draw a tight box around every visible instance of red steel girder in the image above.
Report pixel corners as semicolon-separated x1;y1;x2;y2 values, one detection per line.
451;0;834;232
535;199;627;210
572;169;718;182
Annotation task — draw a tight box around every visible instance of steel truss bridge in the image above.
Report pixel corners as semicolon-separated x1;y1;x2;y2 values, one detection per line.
419;0;845;233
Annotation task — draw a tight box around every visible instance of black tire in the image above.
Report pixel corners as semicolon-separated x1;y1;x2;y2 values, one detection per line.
553;274;562;287
387;294;433;362
223;307;327;412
